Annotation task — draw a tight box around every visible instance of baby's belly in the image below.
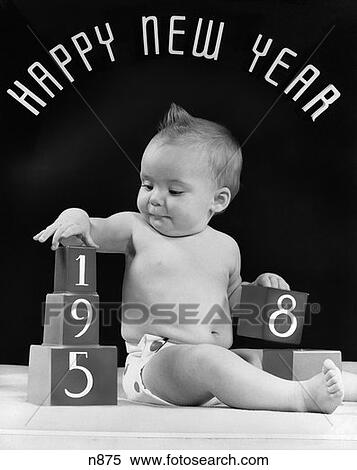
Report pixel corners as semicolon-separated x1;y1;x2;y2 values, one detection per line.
122;322;233;349
121;277;233;349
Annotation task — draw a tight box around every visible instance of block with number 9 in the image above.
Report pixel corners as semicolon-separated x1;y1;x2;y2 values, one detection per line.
43;293;99;346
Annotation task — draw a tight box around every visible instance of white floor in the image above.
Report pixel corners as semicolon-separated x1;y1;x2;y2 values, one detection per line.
1;365;357;449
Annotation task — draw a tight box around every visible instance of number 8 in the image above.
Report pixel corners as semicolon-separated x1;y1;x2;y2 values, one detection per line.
268;294;297;338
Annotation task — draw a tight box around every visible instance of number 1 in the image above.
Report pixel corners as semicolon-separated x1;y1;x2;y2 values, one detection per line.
75;254;88;286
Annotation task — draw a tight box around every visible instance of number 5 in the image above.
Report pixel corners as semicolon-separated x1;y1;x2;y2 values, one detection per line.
65;352;93;398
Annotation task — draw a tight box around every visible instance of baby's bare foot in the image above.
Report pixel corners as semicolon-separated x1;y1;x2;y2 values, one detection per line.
298;359;344;414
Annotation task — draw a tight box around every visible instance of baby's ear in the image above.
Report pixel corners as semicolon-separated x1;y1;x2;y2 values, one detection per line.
212;187;231;214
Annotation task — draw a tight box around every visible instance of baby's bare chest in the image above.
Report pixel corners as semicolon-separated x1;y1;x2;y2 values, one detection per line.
137;243;222;277
128;230;231;285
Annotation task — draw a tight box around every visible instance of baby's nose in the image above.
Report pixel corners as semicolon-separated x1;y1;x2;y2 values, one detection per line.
149;190;163;206
150;199;161;207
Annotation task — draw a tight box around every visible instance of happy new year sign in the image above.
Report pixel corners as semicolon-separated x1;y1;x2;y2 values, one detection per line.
7;16;340;121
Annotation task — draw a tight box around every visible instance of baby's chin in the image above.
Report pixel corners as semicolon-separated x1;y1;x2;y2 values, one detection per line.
149;219;184;237
148;217;205;238
140;212;206;237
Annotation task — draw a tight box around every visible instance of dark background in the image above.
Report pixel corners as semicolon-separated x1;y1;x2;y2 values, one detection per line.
1;0;356;365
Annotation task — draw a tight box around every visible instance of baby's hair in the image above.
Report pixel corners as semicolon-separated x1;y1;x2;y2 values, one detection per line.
155;103;242;200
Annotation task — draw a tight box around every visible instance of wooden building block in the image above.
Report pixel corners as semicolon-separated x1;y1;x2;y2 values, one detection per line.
54;246;96;294
28;345;117;405
43;293;99;346
237;285;308;344
262;349;342;380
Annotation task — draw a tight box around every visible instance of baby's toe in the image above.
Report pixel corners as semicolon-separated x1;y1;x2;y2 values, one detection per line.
322;359;341;381
332;389;344;399
325;369;337;381
322;359;336;374
327;375;339;387
327;383;341;394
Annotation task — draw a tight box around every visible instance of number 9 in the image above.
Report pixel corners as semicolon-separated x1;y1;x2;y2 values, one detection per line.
71;298;93;338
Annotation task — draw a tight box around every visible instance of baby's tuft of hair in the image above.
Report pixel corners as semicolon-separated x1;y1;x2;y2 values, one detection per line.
155;103;242;200
158;103;193;134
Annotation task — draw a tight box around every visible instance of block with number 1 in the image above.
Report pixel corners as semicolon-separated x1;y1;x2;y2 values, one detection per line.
54;245;97;293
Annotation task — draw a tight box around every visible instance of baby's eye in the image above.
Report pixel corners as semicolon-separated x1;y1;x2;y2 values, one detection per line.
169;189;184;195
141;183;153;191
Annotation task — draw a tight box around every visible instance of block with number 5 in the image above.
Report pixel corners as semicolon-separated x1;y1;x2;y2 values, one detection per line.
236;285;308;344
28;345;117;405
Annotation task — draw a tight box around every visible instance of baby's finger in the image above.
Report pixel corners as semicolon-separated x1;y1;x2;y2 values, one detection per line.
33;229;46;240
59;225;78;239
51;225;70;249
257;274;271;287
37;223;58;242
83;232;99;249
278;278;290;290
269;276;279;289
51;225;79;250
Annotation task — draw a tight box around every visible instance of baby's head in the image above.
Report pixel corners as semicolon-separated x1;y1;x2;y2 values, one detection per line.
137;103;242;237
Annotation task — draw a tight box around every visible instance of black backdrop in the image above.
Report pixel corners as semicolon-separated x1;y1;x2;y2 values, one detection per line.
1;0;356;366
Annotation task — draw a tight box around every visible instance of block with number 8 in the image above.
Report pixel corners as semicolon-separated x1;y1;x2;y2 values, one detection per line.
236;285;308;344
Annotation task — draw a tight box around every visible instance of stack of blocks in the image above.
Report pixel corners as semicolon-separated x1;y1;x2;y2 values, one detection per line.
28;246;117;406
237;285;342;379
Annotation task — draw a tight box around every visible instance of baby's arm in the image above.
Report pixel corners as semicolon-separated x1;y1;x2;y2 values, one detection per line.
88;212;136;253
33;208;136;253
227;242;280;369
227;240;243;310
227;240;290;311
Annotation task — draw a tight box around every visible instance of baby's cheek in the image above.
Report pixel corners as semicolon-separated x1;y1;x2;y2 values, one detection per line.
137;191;147;212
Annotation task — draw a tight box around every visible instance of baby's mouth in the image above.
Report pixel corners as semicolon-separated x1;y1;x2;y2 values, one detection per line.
148;212;169;218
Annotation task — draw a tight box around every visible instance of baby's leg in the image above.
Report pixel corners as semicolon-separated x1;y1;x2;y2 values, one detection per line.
233;351;356;402
142;344;343;413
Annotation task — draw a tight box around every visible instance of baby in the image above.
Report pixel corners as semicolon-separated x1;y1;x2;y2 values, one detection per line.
34;103;353;413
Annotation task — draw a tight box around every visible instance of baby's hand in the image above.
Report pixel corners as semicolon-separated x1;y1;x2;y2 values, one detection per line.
33;208;99;250
253;273;290;290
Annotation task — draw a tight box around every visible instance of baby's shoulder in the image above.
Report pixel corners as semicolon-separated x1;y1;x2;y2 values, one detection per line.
208;226;239;247
129;212;149;230
207;227;240;255
207;228;240;274
130;212;160;240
